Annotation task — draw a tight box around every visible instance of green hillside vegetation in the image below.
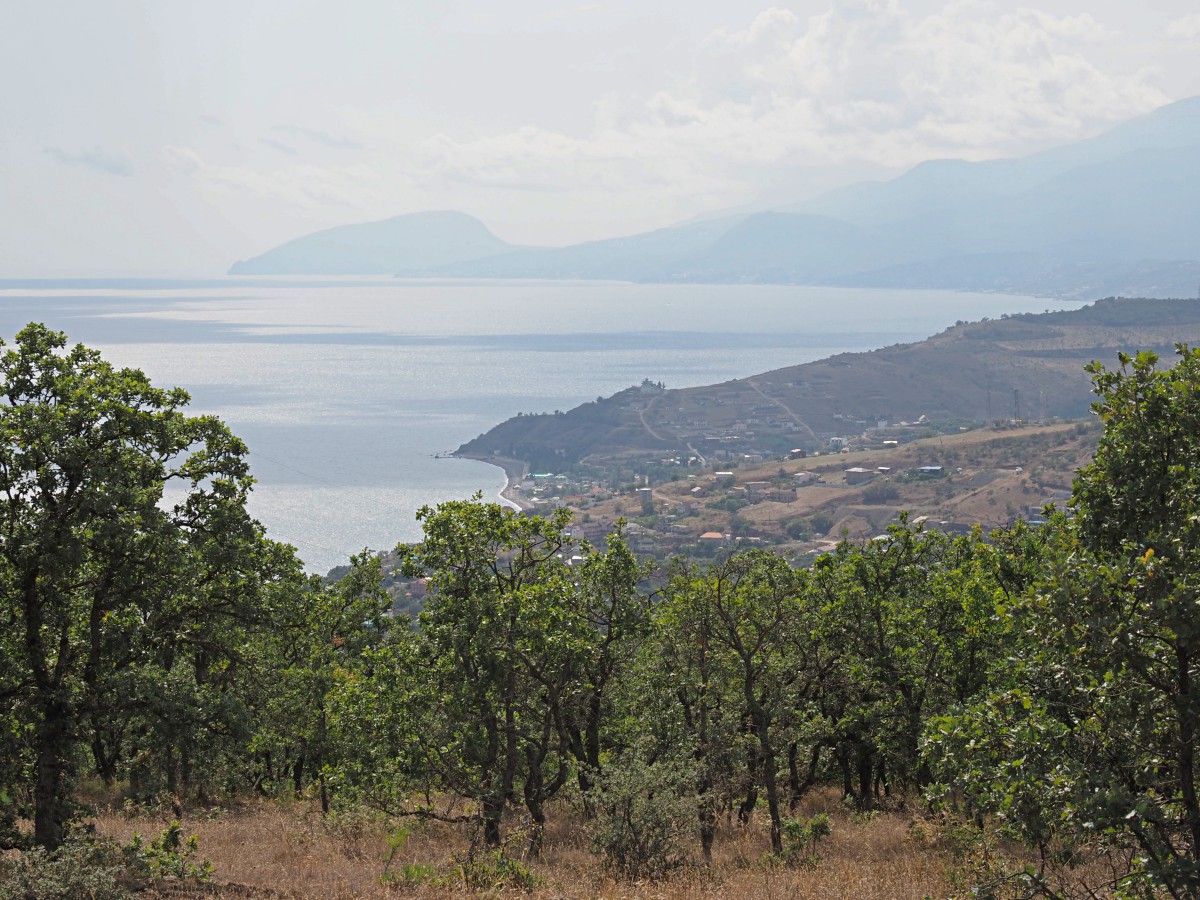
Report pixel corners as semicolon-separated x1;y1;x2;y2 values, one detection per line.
3;326;1200;897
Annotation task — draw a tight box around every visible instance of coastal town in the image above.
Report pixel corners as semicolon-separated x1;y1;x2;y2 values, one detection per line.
374;400;1098;614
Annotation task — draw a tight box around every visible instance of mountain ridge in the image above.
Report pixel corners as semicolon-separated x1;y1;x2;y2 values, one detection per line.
229;97;1200;297
455;296;1200;475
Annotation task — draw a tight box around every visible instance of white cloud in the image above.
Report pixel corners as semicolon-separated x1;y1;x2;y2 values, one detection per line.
394;0;1168;234
162;145;380;211
43;146;136;177
1166;13;1200;40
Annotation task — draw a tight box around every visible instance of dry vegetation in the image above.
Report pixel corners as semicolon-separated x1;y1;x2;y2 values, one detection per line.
577;420;1100;549
82;790;960;899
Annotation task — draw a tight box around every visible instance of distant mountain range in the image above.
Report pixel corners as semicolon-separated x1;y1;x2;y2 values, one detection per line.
230;97;1200;298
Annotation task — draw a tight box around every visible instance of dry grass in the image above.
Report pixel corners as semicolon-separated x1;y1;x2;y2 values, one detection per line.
85;789;959;899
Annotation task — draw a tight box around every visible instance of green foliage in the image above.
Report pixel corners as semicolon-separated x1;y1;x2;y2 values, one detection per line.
444;837;543;893
379;824;437;886
768;813;831;868
0;837;129;900
587;752;696;880
0;824;211;900
809;513;834;535
783;517;812;540
927;346;1200;897
124;821;213;882
861;482;899;504
251;552;391;811
0;324;305;847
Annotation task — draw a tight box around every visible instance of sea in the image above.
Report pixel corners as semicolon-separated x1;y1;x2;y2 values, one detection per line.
0;278;1072;573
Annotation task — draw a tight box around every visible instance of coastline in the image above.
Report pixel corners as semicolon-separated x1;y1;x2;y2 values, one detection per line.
455;452;534;511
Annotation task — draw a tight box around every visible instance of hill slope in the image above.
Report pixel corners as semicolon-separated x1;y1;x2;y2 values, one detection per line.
456;297;1200;470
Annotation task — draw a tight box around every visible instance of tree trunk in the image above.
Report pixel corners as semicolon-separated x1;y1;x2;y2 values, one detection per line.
1176;645;1200;863
33;690;73;850
754;716;783;855
482;794;504;847
292;755;304;796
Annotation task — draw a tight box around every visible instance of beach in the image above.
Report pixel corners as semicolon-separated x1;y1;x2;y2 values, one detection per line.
455;452;534;511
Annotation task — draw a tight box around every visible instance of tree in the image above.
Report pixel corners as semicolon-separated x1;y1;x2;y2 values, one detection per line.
641;559;741;864
0;324;298;848
929;347;1200;897
806;521;1015;808
703;551;804;855
252;552;390;811
397;497;575;849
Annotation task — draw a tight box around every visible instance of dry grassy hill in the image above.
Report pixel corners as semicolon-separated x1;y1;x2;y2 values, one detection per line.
458;297;1200;472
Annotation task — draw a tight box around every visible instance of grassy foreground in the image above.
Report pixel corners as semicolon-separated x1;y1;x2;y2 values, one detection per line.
77;790;959;898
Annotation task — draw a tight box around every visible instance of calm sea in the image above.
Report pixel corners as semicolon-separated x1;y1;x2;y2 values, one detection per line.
0;279;1070;572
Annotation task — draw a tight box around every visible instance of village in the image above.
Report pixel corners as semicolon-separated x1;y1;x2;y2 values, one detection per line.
380;410;1099;615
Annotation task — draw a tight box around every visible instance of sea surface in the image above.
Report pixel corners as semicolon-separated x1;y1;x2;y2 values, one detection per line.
0;278;1072;572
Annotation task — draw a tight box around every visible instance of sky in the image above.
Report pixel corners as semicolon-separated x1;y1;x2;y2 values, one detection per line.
2;0;1199;276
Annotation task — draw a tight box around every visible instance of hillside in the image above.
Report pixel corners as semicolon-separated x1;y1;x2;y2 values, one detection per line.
457;296;1200;471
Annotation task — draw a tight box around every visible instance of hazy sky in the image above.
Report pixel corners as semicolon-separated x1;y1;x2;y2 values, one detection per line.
3;0;1198;275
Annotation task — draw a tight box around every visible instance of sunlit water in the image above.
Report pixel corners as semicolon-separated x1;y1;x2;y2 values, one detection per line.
0;278;1072;572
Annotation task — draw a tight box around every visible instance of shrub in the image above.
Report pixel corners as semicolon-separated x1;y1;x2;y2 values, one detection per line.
778;813;831;868
124;821;213;882
445;841;541;892
0;838;127;900
784;517;812;540
809;513;834;535
588;754;695;880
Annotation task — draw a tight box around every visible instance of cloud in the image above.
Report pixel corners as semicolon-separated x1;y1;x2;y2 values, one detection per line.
260;137;299;156
162;145;380;210
272;125;363;151
1166;13;1200;40
407;1;1168;216
43;146;135;177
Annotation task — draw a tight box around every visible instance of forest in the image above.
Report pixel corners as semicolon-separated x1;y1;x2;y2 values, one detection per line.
2;322;1199;898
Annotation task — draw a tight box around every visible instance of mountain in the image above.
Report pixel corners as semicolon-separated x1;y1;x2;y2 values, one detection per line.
228;97;1200;297
228;211;515;275
785;96;1200;227
456;297;1200;472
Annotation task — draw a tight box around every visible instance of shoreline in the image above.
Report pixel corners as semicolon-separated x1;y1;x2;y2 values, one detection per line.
454;452;534;511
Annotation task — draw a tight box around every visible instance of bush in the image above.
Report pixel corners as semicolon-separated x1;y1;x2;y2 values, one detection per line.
446;841;541;892
0;838;128;900
123;821;213;882
784;517;812;540
778;813;831;868
588;754;695;880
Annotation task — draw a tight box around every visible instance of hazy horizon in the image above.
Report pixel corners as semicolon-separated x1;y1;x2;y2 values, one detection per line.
4;1;1200;277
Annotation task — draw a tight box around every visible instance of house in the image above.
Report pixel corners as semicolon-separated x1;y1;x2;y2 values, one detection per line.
844;467;874;485
744;481;771;499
